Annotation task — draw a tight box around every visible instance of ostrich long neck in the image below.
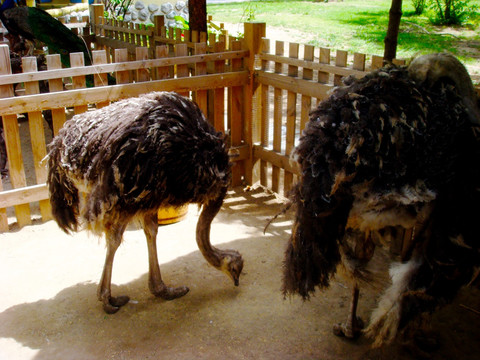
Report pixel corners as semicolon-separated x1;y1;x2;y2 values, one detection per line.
196;189;227;268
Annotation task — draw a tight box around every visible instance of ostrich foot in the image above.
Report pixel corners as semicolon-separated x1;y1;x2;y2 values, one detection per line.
150;284;190;300
102;295;130;314
333;316;365;339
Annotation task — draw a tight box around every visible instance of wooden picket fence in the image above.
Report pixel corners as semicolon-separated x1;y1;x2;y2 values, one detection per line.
0;5;477;231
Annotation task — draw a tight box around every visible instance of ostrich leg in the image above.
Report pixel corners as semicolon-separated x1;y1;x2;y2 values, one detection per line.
98;223;130;314
333;284;364;338
143;212;189;300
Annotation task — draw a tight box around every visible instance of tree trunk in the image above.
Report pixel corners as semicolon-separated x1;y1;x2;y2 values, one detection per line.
188;0;207;34
383;0;403;63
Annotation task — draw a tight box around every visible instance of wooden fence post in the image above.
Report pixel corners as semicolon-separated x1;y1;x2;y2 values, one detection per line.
230;39;244;186
22;57;51;221
70;52;88;114
90;4;104;38
0;46;11;230
92;50;110;108
243;22;266;186
259;38;270;187
194;43;208;116
46;54;66;136
0;45;31;228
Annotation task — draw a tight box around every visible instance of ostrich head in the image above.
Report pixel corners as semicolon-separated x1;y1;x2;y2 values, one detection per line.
219;250;244;286
408;52;480;125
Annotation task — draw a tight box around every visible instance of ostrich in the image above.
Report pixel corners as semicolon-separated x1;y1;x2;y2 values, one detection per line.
282;53;480;348
47;91;244;314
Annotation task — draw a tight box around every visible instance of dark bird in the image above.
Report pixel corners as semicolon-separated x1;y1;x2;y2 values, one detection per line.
47;91;244;314
283;53;480;349
0;0;91;67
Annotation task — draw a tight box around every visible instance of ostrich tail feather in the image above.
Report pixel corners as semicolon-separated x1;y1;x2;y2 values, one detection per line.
47;139;79;233
282;200;343;299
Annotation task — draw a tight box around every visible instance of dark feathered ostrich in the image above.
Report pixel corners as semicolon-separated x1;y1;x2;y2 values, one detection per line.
47;91;244;314
283;53;480;348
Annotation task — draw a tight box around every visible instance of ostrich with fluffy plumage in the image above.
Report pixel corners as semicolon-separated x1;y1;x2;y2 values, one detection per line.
47;91;244;314
283;53;480;348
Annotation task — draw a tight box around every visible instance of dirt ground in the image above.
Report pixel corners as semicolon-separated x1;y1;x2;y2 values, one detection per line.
0;185;479;360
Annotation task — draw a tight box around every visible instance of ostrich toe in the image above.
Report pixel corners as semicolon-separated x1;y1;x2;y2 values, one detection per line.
103;295;130;314
333;316;364;339
151;284;190;300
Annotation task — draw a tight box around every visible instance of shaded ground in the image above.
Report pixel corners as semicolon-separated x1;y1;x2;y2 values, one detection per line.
0;186;479;360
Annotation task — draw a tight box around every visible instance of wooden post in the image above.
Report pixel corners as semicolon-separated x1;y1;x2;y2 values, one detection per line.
284;42;299;195
194;43;208;116
272;40;284;193
22;57;52;221
334;50;348;86
136;47;150;82
175;43;189;97
318;47;331;104
90;4;104;37
301;44;314;132
230;40;244;186
353;53;366;72
371;55;384;70
0;45;31;228
243;22;266;186
155;45;170;81
259;38;270;187
70;52;88;114
46;54;66;136
115;48;130;85
213;41;226;133
92;50;110;108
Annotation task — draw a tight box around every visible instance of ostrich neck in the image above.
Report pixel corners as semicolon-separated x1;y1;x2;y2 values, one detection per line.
196;190;227;269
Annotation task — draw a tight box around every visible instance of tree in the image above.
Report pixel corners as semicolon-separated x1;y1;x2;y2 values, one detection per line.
188;0;207;33
383;0;403;63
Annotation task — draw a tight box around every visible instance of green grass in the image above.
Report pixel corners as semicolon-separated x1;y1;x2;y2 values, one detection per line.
207;0;480;65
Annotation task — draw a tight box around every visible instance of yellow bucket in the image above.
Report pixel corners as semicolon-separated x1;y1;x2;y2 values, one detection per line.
158;205;189;225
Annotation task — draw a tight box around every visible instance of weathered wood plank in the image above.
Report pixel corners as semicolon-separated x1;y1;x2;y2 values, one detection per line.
115;48;130;84
272;40;284;193
71;53;88;114
259;52;365;79
92;50;110;109
0;45;31;227
175;43;189;97
0;45;12;230
136;47;150;82
253;145;300;176
213;41;226;133
257;72;333;101
22;57;51;221
334;50;348;86
194;43;208;116
259;38;270;187
0;184;48;209
301;44;314;132
230;40;244;186
154;45;170;81
46;54;66;136
284;42;299;195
